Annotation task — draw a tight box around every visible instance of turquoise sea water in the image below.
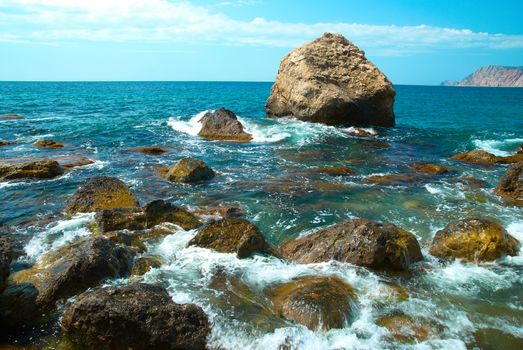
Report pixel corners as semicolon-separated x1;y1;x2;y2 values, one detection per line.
1;82;522;349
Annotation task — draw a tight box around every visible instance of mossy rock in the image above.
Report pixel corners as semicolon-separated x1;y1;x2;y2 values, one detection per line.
0;158;64;181
163;158;215;183
451;150;498;165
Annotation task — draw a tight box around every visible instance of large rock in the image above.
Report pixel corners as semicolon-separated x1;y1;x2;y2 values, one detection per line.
494;162;523;205
0;238;12;294
188;218;272;258
61;283;210;350
429;218;519;262
11;236;134;310
272;276;357;330
266;33;395;126
198;108;252;141
279;218;423;270
163;158;215;184
0;158;64;181
65;176;139;214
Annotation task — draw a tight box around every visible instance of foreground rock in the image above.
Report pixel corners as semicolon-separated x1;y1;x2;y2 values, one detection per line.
65;176;139;214
0;113;24;120
0;158;64;181
279;218;423;270
272;276;357;330
188;218;272;258
11;236;135;310
34;139;64;149
0;282;41;328
266;33;395;126
61;283;210;350
163;158;215;183
198;108;252;141
128;146;168;155
95;200;201;232
0;238;11;293
494;162;523;205
429;218;519;262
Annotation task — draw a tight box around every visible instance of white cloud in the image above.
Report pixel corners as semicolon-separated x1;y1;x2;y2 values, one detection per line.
0;0;522;55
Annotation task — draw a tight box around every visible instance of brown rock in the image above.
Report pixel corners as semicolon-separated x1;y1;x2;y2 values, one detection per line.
188;218;272;258
377;314;430;343
0;114;24;120
272;276;357;330
198;108;252;141
452;149;499;165
192;206;245;220
128;146;168;155
95;207;147;233
0;282;41;328
429;218;520;262
0;158;64;181
279;218;423;271
131;256;163;276
266;33;395;126
34;139;64;149
411;163;449;175
494;162;523;205
0;141;15;147
144;200;201;230
0;238;12;294
497;153;523;164
164;158;215;183
455;176;489;190
307;167;356;176
65;176;139;214
61;283;210;350
363;174;417;186
53;156;94;170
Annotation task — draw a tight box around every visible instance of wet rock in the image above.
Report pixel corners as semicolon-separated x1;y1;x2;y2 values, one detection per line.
497;153;523;164
198;108;252;141
429;218;520;262
192;206;245;220
494;162;523;205
0;141;15;147
95;207;147;233
163;158;215;184
363;174;417;186
451;150;498;165
307;166;356;176
65;176;139;214
344;127;377;137
53;156;94;170
0;238;12;294
411;163;448;175
0;282;41;328
0;158;63;181
188;218;272;258
272;276;357;330
377;314;430;343
453;176;489;190
279;218;423;271
11;236;135;311
128;146;168;155
34;139;64;149
144;200;201;230
471;328;523;350
61;283;210;350
517;143;523;155
0;114;24;120
131;256;163;276
266;33;395;127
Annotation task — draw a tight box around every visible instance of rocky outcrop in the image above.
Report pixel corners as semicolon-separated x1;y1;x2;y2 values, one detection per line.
494;162;523;205
163;158;215;184
11;236;135;310
452;149;523;165
65;176;139;214
128;146;168;155
34;139;64;149
266;33;395;127
198;108;252;141
442;66;523;87
272;276;357;330
188;218;272;258
279;218;423;270
0;238;11;294
429;218;520;262
61;283;210;350
0;158;64;181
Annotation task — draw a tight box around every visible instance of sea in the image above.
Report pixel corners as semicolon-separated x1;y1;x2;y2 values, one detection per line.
0;82;522;349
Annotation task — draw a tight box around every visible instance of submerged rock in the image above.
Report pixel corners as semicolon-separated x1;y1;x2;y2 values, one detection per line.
272;276;357;330
377;314;430;343
0;113;24;120
0;158;64;181
429;218;520;262
279;218;423;270
0;238;12;293
198;108;252;141
61;283;210;350
11;236;135;310
266;33;395;126
363;174;417;186
53;156;94;170
128;145;168;155
34;139;64;149
494;162;523;205
307;166;356;176
163;158;215;184
411;163;449;175
65;176;139;214
188;218;272;258
192;206;245;220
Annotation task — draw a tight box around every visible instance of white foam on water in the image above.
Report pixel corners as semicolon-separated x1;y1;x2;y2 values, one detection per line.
472;138;523;156
424;184;442;194
503;221;523;265
168;110;207;137
342;126;378;136
24;213;94;261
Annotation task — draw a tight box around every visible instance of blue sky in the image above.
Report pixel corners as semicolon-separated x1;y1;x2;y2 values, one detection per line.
0;0;522;84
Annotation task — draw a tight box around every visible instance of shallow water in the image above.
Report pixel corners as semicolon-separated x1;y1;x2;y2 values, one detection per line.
0;82;522;349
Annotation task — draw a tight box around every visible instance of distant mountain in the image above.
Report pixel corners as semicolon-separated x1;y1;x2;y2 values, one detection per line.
442;65;523;87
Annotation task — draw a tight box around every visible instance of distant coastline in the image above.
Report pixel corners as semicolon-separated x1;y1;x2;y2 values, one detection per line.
442;65;523;87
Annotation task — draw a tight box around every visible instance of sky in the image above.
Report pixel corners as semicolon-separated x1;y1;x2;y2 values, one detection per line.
0;0;522;85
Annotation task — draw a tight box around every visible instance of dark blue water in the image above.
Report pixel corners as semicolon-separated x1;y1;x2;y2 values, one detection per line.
1;82;522;349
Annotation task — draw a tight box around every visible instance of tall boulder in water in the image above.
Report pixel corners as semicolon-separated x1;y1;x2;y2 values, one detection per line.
266;33;395;126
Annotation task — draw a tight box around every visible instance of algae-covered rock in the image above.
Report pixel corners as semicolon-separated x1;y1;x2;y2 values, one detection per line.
279;218;423;271
452;150;498;165
198;108;252;141
494;161;523;205
0;158;64;181
163;158;215;183
429;218;520;262
272;276;357;330
95;207;147;233
61;283;210;350
65;176;139;214
34;139;64;149
144;200;201;230
188;218;272;258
